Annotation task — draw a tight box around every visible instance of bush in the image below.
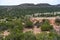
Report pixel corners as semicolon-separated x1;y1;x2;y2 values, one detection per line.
23;31;36;40
41;20;53;31
36;32;58;40
55;18;60;25
25;19;33;28
5;31;36;40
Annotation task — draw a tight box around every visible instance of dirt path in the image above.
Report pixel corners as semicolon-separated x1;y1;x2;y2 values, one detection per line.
33;26;41;34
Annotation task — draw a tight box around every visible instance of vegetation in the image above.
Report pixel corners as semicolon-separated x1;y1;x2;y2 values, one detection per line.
41;20;53;31
25;19;33;28
0;4;60;40
0;18;60;40
0;5;60;18
4;31;60;40
36;32;58;40
55;18;60;25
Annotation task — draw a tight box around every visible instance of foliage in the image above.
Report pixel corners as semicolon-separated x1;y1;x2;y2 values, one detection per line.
25;19;33;28
5;32;24;40
22;31;36;40
41;20;53;31
0;6;60;18
5;31;36;40
4;19;24;40
36;32;58;40
55;18;60;25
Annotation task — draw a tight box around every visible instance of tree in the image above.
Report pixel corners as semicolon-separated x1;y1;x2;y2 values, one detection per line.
36;32;58;40
4;19;24;40
5;31;36;40
34;21;42;28
25;19;33;28
41;20;53;31
23;31;36;40
55;18;60;25
5;32;24;40
5;24;23;40
0;22;8;31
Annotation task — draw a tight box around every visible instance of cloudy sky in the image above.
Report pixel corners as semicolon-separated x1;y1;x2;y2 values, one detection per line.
0;0;60;5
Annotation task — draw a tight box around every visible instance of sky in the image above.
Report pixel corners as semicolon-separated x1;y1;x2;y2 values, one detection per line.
0;0;60;5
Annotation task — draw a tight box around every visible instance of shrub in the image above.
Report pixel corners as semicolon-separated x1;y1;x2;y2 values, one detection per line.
25;20;33;28
41;20;53;31
55;18;60;25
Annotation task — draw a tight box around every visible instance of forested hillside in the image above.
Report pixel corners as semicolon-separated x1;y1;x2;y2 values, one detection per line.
0;3;60;18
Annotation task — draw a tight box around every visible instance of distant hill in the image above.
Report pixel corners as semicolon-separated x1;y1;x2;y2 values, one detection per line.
0;3;60;17
0;3;60;8
20;3;35;6
36;3;51;6
0;3;60;9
